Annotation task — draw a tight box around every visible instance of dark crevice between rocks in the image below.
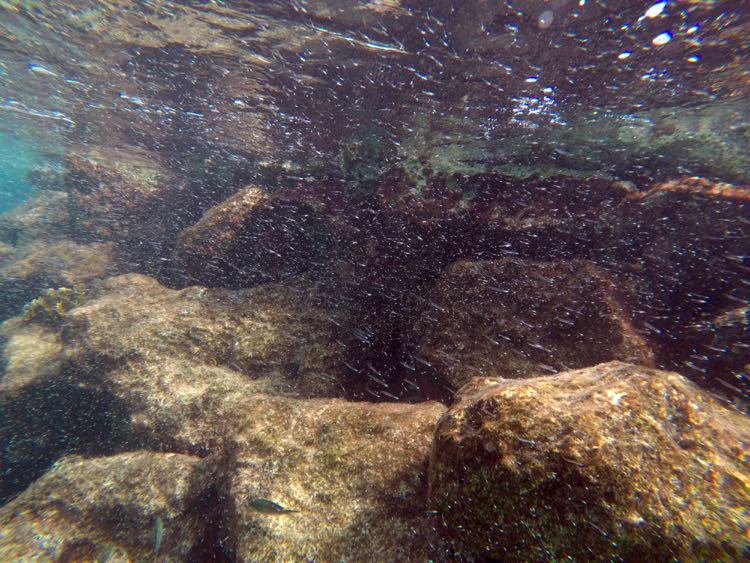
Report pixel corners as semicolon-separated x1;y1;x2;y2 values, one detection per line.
184;485;236;563
0;371;135;506
324;208;482;405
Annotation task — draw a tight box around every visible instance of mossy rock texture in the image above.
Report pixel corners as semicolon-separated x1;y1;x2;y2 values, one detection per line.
429;362;750;561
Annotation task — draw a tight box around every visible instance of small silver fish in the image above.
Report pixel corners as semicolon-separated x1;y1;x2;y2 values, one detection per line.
97;544;115;563
248;498;299;514
153;516;163;561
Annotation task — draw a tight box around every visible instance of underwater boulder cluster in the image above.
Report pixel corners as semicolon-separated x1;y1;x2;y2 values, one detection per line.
0;140;748;561
0;0;749;559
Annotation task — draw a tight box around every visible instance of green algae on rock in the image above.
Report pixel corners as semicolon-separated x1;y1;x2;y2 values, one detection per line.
22;287;83;324
428;362;750;561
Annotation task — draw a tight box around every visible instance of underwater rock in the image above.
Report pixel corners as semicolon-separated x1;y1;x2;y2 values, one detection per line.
377;166;632;235
65;273;349;399
2;271;448;559
64;145;192;275
26;165;64;191
0;190;69;246
600;177;750;396
0;451;213;561
224;397;445;561
681;305;750;402
0;239;115;321
0;190;113;321
0;318;62;399
411;258;653;390
429;361;750;561
173;183;336;288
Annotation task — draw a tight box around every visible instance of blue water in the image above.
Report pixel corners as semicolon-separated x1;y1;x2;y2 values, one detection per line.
0;127;47;212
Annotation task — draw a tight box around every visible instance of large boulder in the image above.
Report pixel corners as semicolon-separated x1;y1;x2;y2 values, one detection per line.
429;362;750;561
225;397;445;561
0;270;448;560
410;258;653;390
65;273;349;399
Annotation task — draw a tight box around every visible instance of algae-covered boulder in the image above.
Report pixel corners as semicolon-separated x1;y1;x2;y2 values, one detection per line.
1;271;448;560
225;397;445;561
0;451;214;562
66;273;349;399
428;362;750;561
0;318;62;398
411;259;653;390
0;189;116;321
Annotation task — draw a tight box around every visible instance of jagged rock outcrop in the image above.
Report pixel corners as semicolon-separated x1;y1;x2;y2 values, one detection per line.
429;362;750;561
410;258;653;390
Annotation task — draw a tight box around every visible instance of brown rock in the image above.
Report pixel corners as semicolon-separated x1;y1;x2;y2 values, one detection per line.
225;397;445;561
173;183;336;288
63;145;196;277
428;362;750;561
0;239;115;321
66;273;349;399
0;319;62;399
64;146;179;239
377;167;632;235
1;274;448;559
0;451;213;562
411;258;653;390
0;190;69;246
600;177;750;392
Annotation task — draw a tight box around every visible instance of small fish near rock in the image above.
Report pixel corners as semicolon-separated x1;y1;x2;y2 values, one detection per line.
248;498;299;514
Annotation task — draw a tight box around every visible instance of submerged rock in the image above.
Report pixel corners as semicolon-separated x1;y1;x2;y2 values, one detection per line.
0;451;214;561
411;258;653;390
600;177;750;397
0;240;115;322
0;189;116;321
66;273;349;399
429;362;750;561
0;190;69;246
225;398;445;561
377;166;632;241
0;271;448;560
173;183;335;288
63;145;194;276
0;319;62;399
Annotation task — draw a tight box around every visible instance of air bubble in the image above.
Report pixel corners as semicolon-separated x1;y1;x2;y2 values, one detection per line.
538;10;554;29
